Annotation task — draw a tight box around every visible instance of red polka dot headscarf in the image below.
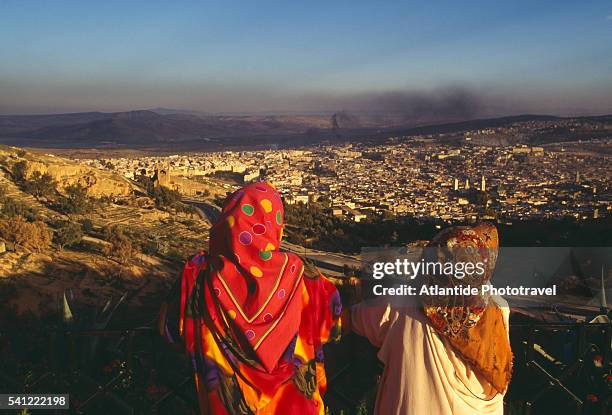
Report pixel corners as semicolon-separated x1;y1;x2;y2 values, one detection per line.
205;181;304;372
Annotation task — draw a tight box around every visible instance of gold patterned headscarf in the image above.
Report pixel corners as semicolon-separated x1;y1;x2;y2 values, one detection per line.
423;222;498;337
422;223;512;394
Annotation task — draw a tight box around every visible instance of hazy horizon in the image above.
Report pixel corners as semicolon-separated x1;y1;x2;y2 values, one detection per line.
1;1;612;116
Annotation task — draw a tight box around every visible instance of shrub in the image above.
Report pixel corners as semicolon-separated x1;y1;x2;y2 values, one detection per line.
0;216;52;252
97;195;113;206
79;218;94;233
165;248;186;263
135;173;154;194
152;185;182;208
103;225;135;264
23;171;57;199
58;183;92;214
0;197;38;221
55;221;83;250
11;160;28;183
141;239;159;255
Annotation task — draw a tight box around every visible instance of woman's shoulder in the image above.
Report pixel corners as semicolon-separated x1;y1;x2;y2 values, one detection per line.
491;295;509;308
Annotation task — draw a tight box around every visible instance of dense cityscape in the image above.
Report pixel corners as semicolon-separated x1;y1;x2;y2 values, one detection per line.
83;135;612;224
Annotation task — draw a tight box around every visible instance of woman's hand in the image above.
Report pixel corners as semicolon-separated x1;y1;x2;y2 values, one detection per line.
347;276;363;305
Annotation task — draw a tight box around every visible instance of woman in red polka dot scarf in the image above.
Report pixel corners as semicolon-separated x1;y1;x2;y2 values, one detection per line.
160;181;342;415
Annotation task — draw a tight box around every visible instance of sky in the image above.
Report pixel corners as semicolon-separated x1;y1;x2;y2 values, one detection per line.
0;0;611;115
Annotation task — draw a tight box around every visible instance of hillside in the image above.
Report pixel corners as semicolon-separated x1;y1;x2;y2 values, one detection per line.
0;110;335;147
0;146;221;322
0;110;611;150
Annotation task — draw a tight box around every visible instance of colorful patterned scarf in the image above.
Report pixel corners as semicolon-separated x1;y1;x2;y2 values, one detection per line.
423;223;513;393
181;181;304;373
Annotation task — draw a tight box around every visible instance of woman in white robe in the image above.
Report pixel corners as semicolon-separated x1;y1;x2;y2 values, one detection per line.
349;223;512;415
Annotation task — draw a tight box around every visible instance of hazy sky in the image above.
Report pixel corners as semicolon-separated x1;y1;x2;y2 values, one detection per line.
1;0;611;115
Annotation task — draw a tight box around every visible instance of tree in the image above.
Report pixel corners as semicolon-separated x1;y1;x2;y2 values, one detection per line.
11;161;28;183
0;197;38;221
152;185;182;208
0;216;52;252
55;221;83;250
79;218;94;233
103;225;134;264
23;171;57;199
58;183;92;214
102;160;115;170
474;190;489;206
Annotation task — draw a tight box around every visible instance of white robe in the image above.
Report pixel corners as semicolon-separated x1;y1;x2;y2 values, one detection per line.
351;296;510;415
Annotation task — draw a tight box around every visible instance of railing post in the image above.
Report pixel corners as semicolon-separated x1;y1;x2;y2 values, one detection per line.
603;324;611;368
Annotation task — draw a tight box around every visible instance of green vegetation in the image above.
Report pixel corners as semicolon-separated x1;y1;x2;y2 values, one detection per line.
135;171;193;213
7;161;96;216
134;172;154;194
101;160;115;170
54;221;83;250
23;171;57;199
152;185;182;208
0;197;38;221
11;160;28;183
103;225;135;264
286;203;612;253
285;202;437;253
362;151;385;161
79;218;94;233
0;151;206;273
0;216;52;252
58;183;93;214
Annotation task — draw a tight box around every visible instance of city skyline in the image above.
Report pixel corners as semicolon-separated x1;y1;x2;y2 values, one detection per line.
1;1;612;115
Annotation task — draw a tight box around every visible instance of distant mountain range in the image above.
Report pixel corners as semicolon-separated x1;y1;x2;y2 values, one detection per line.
0;109;610;149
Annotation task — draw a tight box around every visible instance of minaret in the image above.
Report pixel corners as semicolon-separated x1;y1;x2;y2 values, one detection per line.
454;178;459;191
465;178;470;190
481;175;486;192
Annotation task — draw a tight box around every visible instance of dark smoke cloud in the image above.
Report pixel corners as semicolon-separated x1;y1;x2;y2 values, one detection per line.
349;87;484;119
292;85;512;125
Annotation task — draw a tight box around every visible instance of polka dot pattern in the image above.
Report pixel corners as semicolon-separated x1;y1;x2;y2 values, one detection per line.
202;181;306;373
242;204;255;216
250;266;263;278
239;231;253;245
260;199;273;213
252;223;266;235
